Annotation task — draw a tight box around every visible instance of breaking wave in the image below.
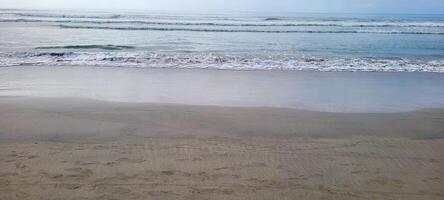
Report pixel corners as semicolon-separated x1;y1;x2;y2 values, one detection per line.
1;52;443;72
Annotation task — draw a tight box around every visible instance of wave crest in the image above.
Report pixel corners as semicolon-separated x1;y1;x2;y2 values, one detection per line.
1;52;443;72
35;45;135;50
14;13;121;19
57;25;444;35
2;18;444;28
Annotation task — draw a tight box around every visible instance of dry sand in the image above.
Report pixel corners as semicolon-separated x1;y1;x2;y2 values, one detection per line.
0;97;443;200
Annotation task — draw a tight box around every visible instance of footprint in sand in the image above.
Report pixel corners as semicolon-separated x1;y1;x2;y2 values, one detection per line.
116;157;146;163
49;174;64;179
191;187;234;195
242;162;268;168
144;190;179;197
27;155;39;159
103;161;118;166
15;191;30;199
351;170;369;174
214;167;234;171
366;176;405;189
0;179;11;186
93;173;137;184
111;187;132;194
64;167;94;179
55;184;82;190
161;170;175;176
15;163;27;169
75;160;98;166
95;186;132;195
423;177;441;183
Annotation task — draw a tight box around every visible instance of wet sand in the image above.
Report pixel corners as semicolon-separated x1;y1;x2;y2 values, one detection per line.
1;97;443;200
1;66;444;113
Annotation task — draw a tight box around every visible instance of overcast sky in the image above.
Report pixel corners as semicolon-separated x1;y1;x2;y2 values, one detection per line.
1;0;443;14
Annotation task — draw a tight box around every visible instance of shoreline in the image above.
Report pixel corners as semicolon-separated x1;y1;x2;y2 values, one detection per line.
1;66;444;113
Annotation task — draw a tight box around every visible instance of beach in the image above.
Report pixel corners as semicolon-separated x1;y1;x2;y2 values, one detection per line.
1;9;444;200
0;97;443;200
1;66;444;200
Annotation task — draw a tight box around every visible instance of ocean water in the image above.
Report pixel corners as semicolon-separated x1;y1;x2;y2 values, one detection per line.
1;9;444;72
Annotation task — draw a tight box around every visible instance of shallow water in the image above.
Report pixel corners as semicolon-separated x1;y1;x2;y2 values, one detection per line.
0;9;443;72
1;66;443;112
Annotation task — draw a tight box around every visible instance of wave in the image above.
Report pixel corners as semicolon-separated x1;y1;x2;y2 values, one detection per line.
35;45;135;50
58;25;444;35
264;17;282;21
1;52;443;72
2;18;444;28
14;13;122;19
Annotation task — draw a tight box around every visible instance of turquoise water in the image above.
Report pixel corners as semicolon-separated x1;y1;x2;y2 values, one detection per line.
1;9;444;72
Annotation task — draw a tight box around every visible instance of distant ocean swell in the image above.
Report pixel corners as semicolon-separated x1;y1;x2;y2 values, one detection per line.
13;13;122;19
2;18;444;28
3;12;443;23
36;45;135;50
56;25;444;35
1;52;443;72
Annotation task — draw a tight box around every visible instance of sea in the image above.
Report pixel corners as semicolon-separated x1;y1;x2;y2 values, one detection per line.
0;9;444;72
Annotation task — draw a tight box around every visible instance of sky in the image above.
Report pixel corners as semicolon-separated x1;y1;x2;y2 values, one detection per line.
0;0;443;14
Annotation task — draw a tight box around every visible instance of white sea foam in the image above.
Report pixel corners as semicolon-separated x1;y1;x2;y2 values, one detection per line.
1;52;443;72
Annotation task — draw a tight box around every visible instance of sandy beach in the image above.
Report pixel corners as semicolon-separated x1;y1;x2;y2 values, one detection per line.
1;97;443;200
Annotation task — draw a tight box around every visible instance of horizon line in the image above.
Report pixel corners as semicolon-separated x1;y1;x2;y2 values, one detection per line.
1;7;443;16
